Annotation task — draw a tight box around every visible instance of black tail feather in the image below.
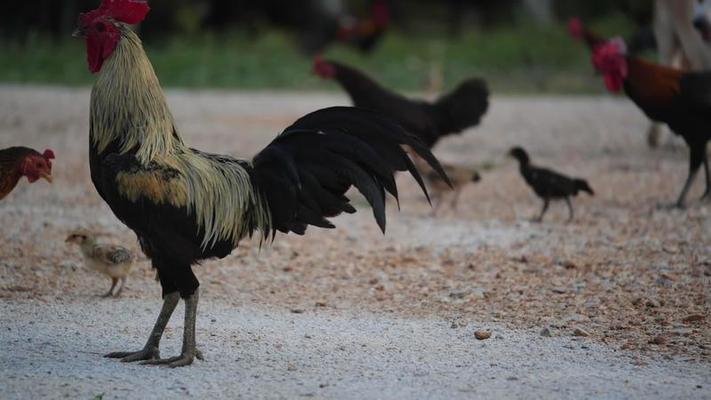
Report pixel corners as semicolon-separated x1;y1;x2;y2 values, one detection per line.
432;78;489;141
251;106;449;237
575;179;594;196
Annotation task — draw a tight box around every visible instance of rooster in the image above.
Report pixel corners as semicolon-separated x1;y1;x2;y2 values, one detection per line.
336;0;390;53
314;57;489;149
75;0;448;368
0;147;54;200
592;39;711;208
509;147;594;222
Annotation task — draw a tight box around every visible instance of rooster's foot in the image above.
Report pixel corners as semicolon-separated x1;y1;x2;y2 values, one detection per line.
141;349;203;368
105;346;160;363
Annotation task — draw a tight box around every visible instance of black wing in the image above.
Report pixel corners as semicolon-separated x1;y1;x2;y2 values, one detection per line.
251;106;449;237
679;71;711;114
525;166;578;197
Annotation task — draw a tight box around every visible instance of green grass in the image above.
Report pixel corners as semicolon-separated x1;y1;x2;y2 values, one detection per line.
0;16;637;94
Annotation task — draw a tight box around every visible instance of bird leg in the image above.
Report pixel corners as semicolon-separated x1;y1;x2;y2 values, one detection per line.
430;195;443;216
565;197;575;222
646;122;662;148
142;289;203;368
105;291;180;362
448;189;462;211
114;277;126;297
672;150;703;208
701;155;710;201
532;199;549;222
102;278;118;298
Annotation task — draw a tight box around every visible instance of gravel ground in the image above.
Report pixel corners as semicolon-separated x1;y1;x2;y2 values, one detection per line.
1;299;709;400
0;85;709;398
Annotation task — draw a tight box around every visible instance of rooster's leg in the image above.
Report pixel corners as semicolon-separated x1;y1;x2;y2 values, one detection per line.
142;289;203;368
646;122;662;148
105;291;180;362
533;199;549;222
701;154;710;200
674;148;704;208
102;278;118;298
565;197;575;222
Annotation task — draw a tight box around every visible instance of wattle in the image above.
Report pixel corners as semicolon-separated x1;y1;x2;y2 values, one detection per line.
86;36;105;74
603;73;624;93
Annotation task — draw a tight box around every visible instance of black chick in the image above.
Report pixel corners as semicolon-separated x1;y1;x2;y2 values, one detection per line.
509;147;594;222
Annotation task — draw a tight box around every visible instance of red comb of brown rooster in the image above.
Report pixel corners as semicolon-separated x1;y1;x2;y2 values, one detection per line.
79;0;150;26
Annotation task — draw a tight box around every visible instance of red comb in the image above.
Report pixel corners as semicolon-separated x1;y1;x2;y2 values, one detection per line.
568;17;584;39
81;0;150;25
43;149;55;160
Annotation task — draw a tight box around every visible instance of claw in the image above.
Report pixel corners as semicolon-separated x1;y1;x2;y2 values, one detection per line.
105;347;160;363
141;353;197;368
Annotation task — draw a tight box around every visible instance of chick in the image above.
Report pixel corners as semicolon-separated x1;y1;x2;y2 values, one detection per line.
425;162;481;215
66;229;135;297
509;147;594;222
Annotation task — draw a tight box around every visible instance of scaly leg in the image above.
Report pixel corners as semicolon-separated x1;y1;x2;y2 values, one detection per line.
114;277;126;297
142;289;203;368
672;147;704;208
533;199;549;222
102;278;118;298
701;153;710;201
647;122;662;148
105;291;180;362
565;197;575;222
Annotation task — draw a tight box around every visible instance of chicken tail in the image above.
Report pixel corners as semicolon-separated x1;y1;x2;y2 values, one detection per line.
432;78;489;144
252;106;450;238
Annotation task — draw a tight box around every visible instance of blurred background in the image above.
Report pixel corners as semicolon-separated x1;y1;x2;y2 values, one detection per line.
1;0;651;93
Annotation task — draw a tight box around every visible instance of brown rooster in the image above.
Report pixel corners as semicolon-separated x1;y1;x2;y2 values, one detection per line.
75;0;448;367
314;57;489;149
0;147;54;200
592;39;711;207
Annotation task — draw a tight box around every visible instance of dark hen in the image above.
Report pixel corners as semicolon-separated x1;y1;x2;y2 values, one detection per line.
314;58;489;148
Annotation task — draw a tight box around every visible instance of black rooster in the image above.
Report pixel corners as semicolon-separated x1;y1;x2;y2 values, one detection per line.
76;0;448;367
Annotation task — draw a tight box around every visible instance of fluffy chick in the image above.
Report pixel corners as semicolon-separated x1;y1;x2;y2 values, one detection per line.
66;229;134;297
424;162;481;215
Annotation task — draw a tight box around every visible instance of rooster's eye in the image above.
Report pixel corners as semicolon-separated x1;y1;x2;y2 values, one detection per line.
96;22;105;32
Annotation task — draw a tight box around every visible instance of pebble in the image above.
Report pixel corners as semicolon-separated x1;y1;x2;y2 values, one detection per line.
474;330;491;340
540;327;552;337
573;328;590;337
649;336;667;345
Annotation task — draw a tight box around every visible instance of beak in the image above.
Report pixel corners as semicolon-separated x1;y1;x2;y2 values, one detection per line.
72;27;85;38
40;172;53;183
